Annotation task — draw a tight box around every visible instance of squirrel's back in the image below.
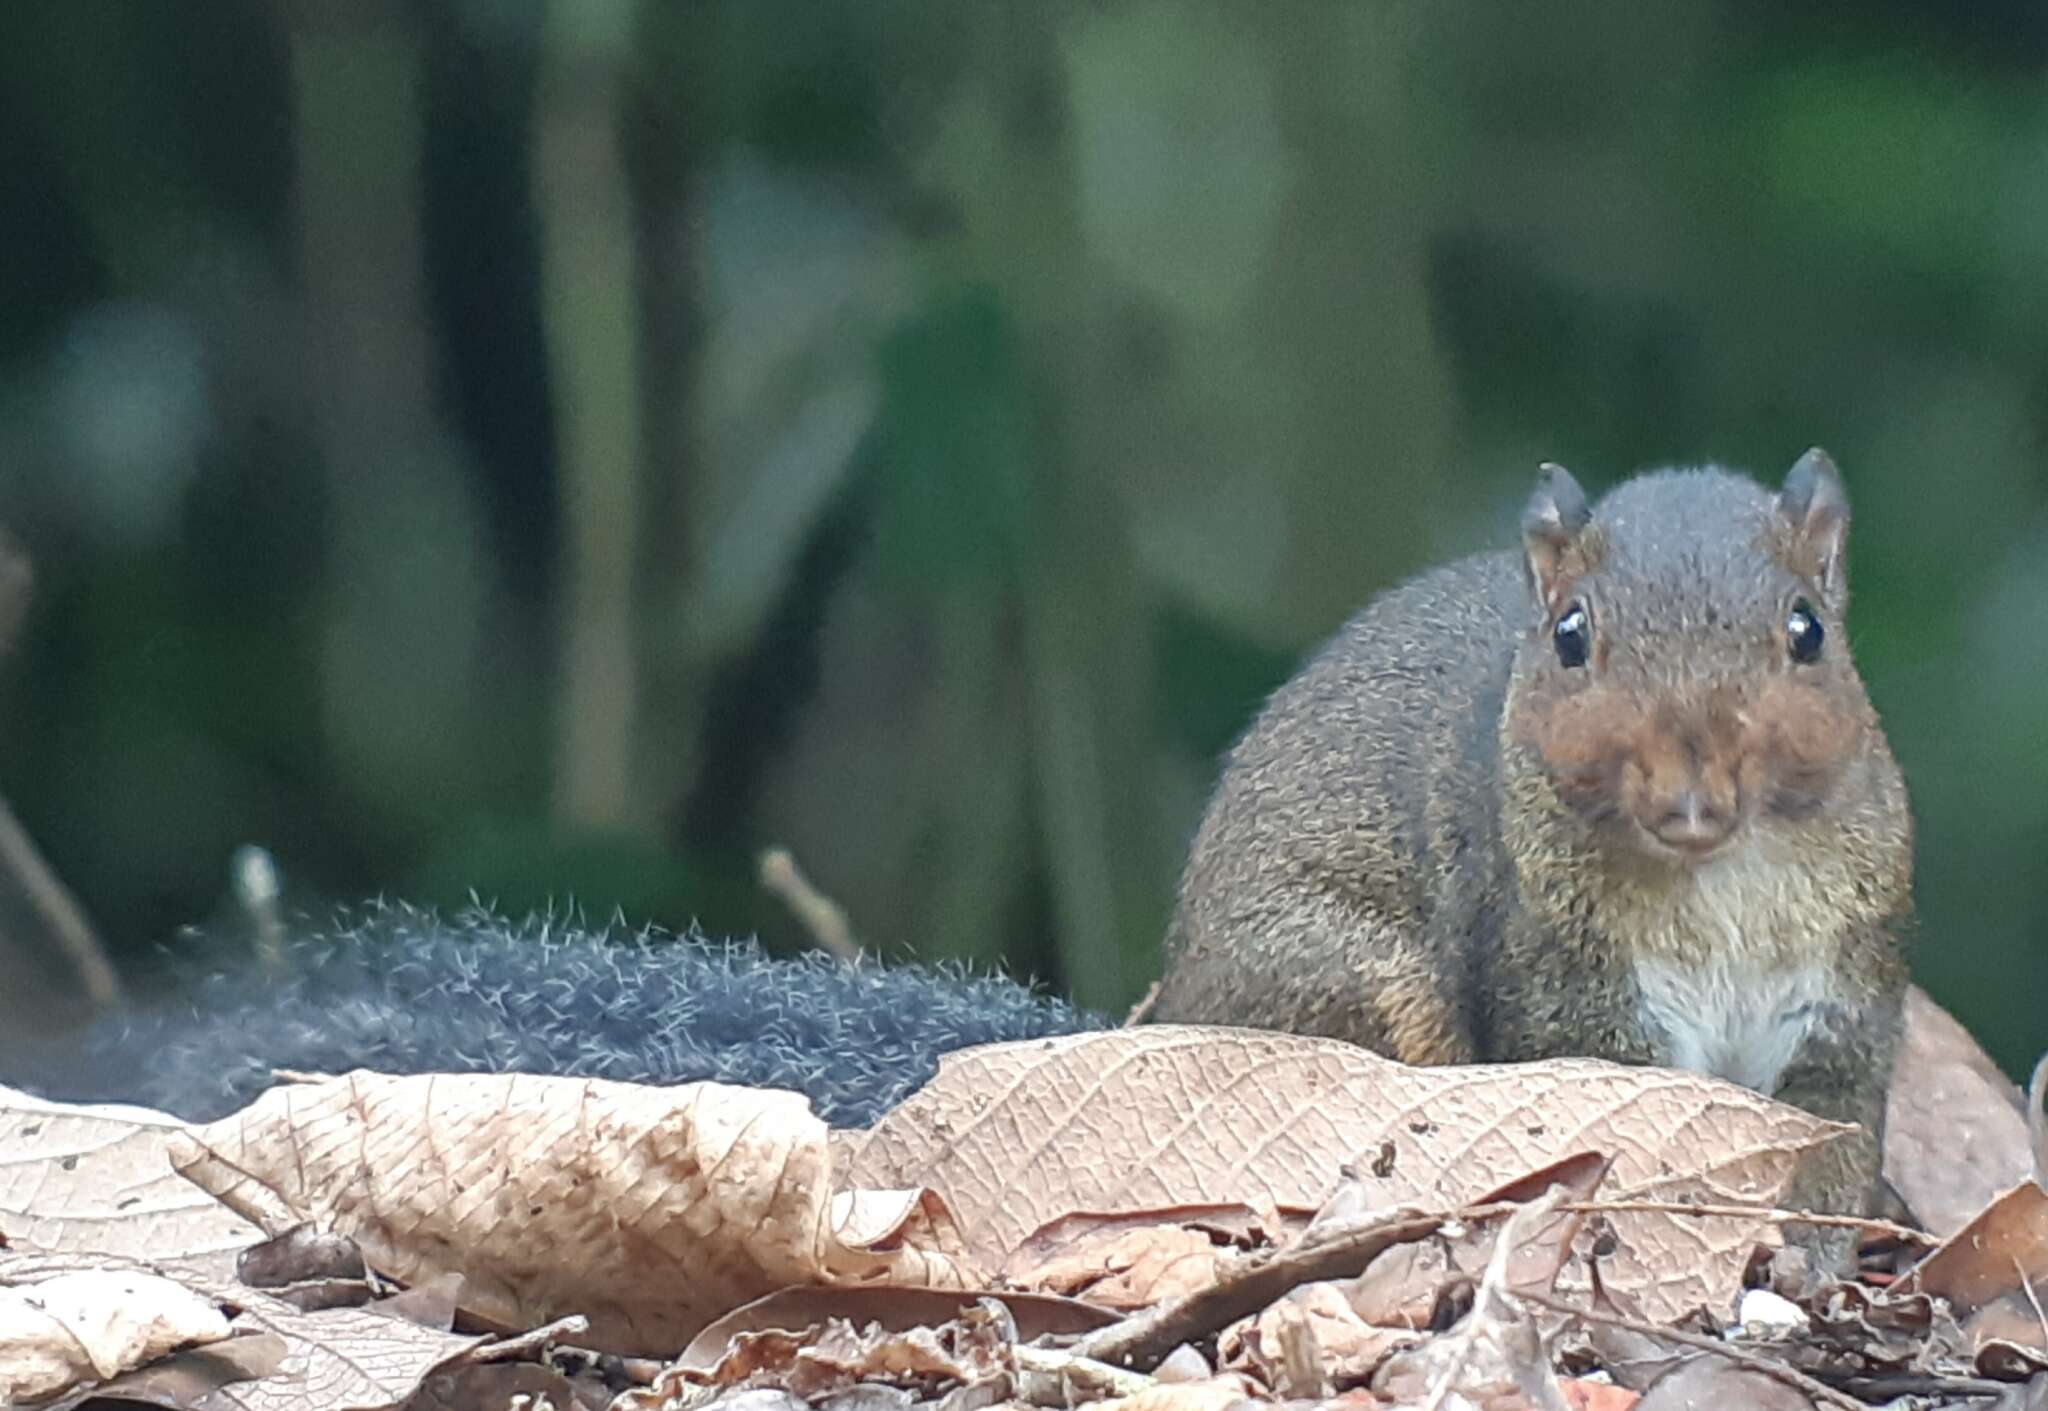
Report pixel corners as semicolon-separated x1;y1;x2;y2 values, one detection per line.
1158;548;1526;1060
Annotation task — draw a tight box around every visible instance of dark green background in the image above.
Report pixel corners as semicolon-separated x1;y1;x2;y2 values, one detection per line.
1;2;2041;1073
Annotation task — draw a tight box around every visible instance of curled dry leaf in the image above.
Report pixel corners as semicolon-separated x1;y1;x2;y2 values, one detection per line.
4;1251;483;1411
187;1290;484;1411
0;1266;230;1404
1018;1223;1236;1308
1884;987;2031;1237
167;1071;975;1356
678;1285;1119;1373
1898;1179;2048;1360
0;1084;259;1271
845;1027;1840;1323
1371;1197;1572;1410
1221;1280;1418;1389
625;1299;1017;1410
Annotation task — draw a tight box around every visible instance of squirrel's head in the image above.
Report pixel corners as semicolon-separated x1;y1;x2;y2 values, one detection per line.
1503;449;1877;867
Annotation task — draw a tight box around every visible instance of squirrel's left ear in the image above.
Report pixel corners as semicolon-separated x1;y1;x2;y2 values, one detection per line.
1774;447;1849;604
1521;462;1594;615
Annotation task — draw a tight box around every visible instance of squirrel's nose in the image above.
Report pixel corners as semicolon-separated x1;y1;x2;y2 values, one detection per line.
1651;790;1733;857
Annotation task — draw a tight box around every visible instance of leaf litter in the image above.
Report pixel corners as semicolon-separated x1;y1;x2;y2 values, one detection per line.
0;986;2037;1411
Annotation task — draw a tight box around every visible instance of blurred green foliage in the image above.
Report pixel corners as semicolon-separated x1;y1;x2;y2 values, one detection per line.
0;1;2043;1070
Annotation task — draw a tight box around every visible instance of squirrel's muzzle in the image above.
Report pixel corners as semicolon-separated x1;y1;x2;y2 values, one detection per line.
1648;786;1736;858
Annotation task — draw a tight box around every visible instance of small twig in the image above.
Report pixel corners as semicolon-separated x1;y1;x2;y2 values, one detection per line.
0;792;119;1005
1806;1369;2012;1400
1122;979;1161;1026
1520;1289;1864;1411
2027;1052;2047;1190
1074;1204;1482;1370
1011;1343;1157;1400
1563;1198;1934;1247
468;1314;591;1364
757;847;860;963
232;844;288;974
2016;1257;2048;1353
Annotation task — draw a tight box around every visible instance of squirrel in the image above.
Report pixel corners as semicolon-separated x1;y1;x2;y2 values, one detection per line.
1151;450;1912;1245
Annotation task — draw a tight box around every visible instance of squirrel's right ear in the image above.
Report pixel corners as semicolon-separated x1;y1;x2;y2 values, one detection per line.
1774;447;1849;603
1522;462;1593;614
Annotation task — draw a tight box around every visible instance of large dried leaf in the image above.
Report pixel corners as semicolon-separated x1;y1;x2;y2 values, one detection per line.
1885;986;2031;1236
846;1027;1838;1253
843;1027;1841;1322
168;1072;974;1357
0;1084;260;1269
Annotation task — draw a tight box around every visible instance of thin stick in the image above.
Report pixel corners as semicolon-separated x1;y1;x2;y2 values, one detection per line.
1563;1198;1932;1246
468;1314;591;1363
1519;1289;1864;1411
757;847;860;964
2016;1258;2048;1352
1011;1344;1156;1401
0;793;119;1005
1807;1370;2010;1400
1122;979;1161;1027
1073;1206;1468;1370
2028;1052;2047;1188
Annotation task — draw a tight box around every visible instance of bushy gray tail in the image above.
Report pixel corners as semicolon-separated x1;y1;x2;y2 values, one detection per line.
8;901;1105;1126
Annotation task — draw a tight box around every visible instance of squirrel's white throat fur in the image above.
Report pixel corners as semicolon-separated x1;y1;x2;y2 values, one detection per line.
1618;836;1846;1095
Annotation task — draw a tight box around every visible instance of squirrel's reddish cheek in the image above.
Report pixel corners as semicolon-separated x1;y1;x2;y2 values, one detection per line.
1749;680;1861;783
1512;689;1645;808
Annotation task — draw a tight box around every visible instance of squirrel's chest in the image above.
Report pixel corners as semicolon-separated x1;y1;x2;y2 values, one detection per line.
1629;954;1834;1094
1609;852;1845;1095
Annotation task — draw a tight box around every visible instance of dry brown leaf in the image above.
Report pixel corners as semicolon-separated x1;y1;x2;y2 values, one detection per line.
627;1299;1017;1410
0;1266;231;1403
1220;1280;1419;1389
196;1291;484;1411
168;1071;975;1357
43;1330;289;1411
0;1084;260;1270
1006;1202;1291;1279
1016;1223;1237;1307
1346;1153;1609;1332
844;1027;1838;1323
2;1249;482;1411
1896;1179;2048;1365
677;1285;1119;1373
1884;987;2032;1237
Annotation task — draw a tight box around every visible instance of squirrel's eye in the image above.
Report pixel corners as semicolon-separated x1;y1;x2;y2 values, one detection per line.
1786;598;1824;664
1552;602;1591;669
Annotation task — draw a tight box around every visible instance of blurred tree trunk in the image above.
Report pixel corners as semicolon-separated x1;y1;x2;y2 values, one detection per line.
535;0;649;834
289;1;496;842
980;6;1171;1010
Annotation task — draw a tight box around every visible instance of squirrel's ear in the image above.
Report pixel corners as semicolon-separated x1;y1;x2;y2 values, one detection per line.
1522;462;1592;613
1774;447;1849;602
